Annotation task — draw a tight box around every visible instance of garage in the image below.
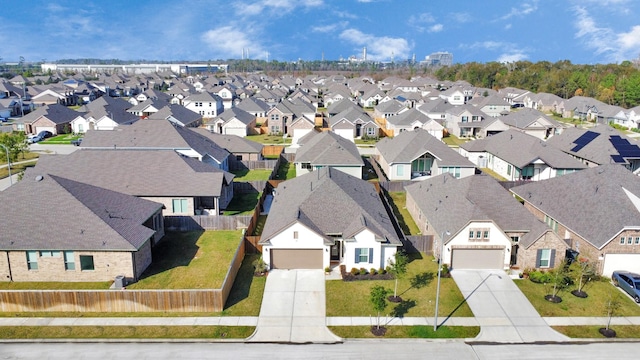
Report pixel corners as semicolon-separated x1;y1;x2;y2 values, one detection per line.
270;249;323;269
602;254;640;277
35;126;56;135
451;248;504;269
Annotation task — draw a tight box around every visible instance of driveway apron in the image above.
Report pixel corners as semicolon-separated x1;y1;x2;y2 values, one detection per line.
451;269;569;343
247;269;341;343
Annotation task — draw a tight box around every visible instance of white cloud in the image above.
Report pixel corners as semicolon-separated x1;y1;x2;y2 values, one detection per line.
312;22;348;33
409;13;438;32
498;1;538;21
428;24;443;33
573;6;622;61
201;26;265;59
235;0;323;16
498;52;528;63
617;25;640;53
450;12;471;23
339;28;410;61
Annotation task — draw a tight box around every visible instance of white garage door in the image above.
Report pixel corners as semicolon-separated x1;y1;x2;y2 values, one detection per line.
602;254;640;277
451;248;504;269
334;128;354;142
270;249;323;269
35;126;56;135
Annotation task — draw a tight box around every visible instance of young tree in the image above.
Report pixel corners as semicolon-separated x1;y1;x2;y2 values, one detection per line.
544;262;572;303
570;256;596;298
387;251;408;302
369;285;390;331
601;293;622;337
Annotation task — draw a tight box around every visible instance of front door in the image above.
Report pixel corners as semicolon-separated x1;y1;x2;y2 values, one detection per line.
330;240;342;262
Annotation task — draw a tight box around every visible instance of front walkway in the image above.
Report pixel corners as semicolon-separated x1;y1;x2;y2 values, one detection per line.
451;269;569;343
247;269;341;343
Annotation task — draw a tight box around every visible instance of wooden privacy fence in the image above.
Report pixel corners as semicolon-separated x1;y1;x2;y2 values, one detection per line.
164;215;253;231
234;181;267;193
379;181;411;193
404;235;434;254
262;145;285;157
0;236;246;313
230;159;278;171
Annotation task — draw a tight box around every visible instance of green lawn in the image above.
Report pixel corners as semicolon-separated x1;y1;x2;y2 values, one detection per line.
40;134;81;144
330;326;479;339
221;254;266;316
0;160;37;179
251;215;267;236
386;192;420;235
479;168;507;181
553;325;640;339
231;169;272;181
442;135;467;147
0;326;254;339
354;138;379;145
127;230;243;290
515;278;640;317
222;192;261;216
275;160;296;180
246;134;292;145
326;253;473;318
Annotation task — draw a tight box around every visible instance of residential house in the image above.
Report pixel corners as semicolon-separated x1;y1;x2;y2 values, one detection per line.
468;94;511;117
258;167;402;270
511;164;640;276
459;130;587;181
545;124;640;172
557;96;605;121
438;87;466;105
500;108;564;139
235;97;270;126
383;108;444;139
265;98;316;137
294;131;364;179
204;107;257;137
329;107;379;141
190;128;264;171
375;129;476;180
0;173;165;282
126;98;167;118
182;91;224;118
499;87;530;108
70;96;139;133
30;149;234;216
523;92;563;113
79;119;231;171
405;174;566;270
21;103;81;135
445;104;489;138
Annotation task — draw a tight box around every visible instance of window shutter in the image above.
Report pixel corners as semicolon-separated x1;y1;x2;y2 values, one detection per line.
535;249;542;268
369;248;374;264
355;249;359;263
549;249;556;268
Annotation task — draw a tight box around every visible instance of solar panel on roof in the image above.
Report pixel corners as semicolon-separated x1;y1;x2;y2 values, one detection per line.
609;135;640;159
611;155;626;163
571;131;600;152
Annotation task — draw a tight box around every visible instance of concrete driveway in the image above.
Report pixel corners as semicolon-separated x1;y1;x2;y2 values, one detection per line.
451;269;569;343
247;269;341;343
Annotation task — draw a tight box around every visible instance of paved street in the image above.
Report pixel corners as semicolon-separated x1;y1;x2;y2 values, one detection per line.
0;341;639;360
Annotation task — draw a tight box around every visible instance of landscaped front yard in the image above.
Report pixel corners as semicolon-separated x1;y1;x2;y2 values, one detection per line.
326;253;473;318
39;134;82;144
127;230;243;290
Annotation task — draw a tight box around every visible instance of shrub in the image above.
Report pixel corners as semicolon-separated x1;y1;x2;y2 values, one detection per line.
378;268;386;275
359;268;368;275
370;268;377;275
350;268;359;275
529;270;553;284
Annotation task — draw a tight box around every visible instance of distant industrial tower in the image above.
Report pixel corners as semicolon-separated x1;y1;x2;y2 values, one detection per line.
422;52;453;66
363;47;367;62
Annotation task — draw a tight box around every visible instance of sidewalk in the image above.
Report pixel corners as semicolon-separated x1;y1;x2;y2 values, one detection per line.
1;316;639;327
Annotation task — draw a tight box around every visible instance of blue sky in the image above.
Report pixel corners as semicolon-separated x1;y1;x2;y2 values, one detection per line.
1;0;639;64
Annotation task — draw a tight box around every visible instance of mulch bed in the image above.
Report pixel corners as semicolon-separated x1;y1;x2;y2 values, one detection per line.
387;295;402;303
340;265;394;282
370;326;387;336
545;294;562;303
599;328;617;338
571;290;588;298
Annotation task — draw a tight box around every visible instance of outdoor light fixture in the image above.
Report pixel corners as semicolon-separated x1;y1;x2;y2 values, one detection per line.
434;230;450;331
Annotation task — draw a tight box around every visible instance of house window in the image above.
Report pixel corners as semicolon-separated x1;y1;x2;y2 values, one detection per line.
537;249;554;268
301;162;312;170
64;251;75;271
628;237;633;245
483;230;490;239
507;165;512;176
476;231;482;239
441;167;461;178
461;116;468;122
396;165;404;177
620;237;626;245
469;230;474;239
80;255;95;271
366;127;376;136
78;123;84;133
40;251;61;257
26;251;38;270
511;236;520;243
236;155;243;161
293;231;298;239
172;199;188;213
636;237;640;245
355;248;373;264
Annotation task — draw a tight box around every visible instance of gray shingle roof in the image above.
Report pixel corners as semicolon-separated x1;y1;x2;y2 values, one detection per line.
149;104;201;126
190;128;263;154
511;164;640;249
259;168;401;245
500;108;561;129
28;150;231;197
405;174;551;247
22;103;82;124
461;130;587;169
294;131;364;166
0;173;160;251
376;129;475;167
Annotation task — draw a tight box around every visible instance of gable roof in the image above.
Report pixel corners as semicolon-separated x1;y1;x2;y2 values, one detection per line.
405;174;551;247
148;104;202;126
23;103;82;124
29;150;233;197
207;107;255;126
376;129;475;167
461;130;587;169
190;128;263;154
500;108;561;130
81;96;138;125
295;131;364;166
511;164;640;249
0;173;160;251
259;167;401;245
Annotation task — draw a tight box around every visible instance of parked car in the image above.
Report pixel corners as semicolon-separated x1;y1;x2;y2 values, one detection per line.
612;270;640;303
71;138;83;146
26;131;53;144
37;130;53;139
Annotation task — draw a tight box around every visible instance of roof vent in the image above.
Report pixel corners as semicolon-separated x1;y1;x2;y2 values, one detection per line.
35;175;44;182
